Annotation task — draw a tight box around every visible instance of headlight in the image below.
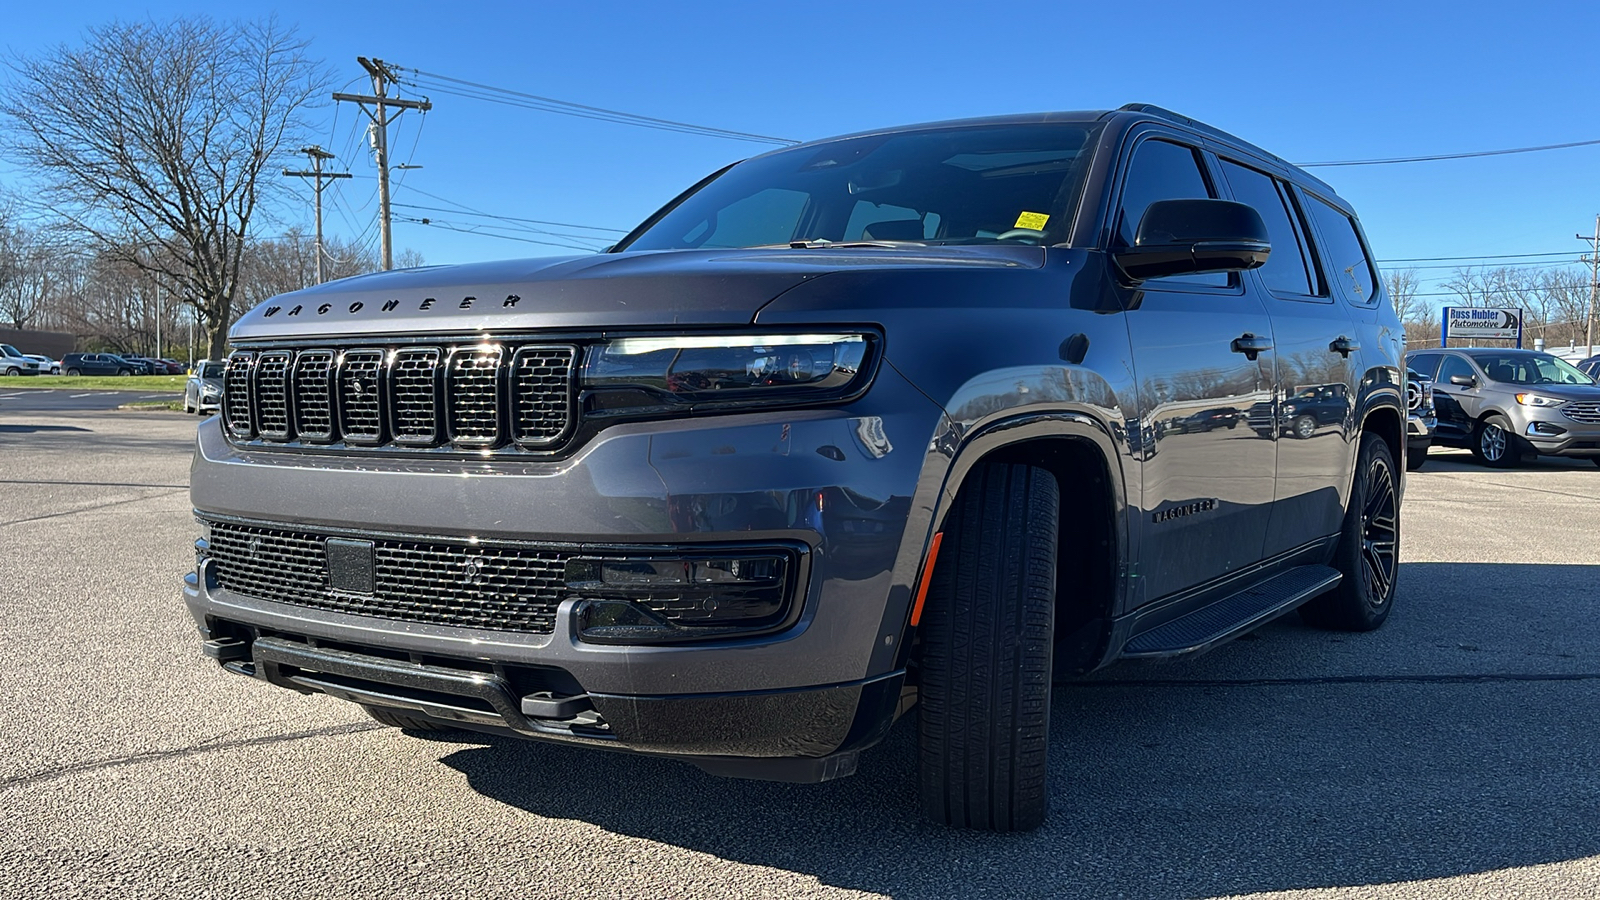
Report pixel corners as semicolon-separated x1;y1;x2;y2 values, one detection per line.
202;385;220;396
1515;393;1566;408
583;333;871;413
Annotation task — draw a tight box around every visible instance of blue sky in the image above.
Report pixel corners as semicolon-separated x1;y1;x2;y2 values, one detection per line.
6;0;1600;309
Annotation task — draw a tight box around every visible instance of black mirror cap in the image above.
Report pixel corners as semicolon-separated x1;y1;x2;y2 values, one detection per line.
1115;199;1271;282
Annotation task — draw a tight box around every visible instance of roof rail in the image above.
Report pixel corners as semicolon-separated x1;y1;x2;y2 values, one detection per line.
1112;103;1337;196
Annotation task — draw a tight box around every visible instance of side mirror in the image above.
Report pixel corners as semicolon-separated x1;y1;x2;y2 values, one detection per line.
1449;374;1475;387
1114;199;1271;283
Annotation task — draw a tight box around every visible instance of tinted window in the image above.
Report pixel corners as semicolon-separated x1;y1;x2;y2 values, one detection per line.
1437;355;1476;385
1219;161;1316;296
1305;194;1378;305
623;123;1101;251
1407;353;1443;379
1469;353;1594;386
1117;139;1226;287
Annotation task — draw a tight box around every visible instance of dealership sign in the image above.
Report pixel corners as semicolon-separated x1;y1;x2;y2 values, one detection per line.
1441;307;1522;346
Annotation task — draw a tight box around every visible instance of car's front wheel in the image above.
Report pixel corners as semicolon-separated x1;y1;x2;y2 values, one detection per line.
1291;414;1317;440
3;367;18;376
1301;432;1399;631
1472;414;1519;467
918;461;1058;832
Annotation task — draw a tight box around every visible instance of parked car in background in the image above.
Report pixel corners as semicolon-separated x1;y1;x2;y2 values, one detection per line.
62;353;140;376
1;344;43;376
184;360;225;414
1175;407;1241;433
1406;348;1600;467
24;354;62;375
1406;367;1436;470
1579;355;1599;379
118;355;162;374
158;358;186;375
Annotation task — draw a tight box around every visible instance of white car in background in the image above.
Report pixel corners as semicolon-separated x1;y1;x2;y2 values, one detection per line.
25;354;61;375
1;343;43;376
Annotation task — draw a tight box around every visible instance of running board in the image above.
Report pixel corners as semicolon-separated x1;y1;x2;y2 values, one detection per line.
1120;565;1342;659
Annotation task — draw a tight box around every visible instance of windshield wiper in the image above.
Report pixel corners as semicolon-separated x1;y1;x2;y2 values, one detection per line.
775;238;926;249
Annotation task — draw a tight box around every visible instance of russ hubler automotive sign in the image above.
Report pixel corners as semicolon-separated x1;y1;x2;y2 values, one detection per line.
1442;307;1522;343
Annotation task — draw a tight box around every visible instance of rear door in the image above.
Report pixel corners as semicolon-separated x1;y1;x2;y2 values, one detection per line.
1218;164;1363;556
1116;132;1277;606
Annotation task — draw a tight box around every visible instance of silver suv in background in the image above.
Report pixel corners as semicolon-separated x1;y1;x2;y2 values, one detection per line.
1406;348;1600;467
1;343;43;376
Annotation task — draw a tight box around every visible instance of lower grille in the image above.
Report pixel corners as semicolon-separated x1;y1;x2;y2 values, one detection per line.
204;520;567;635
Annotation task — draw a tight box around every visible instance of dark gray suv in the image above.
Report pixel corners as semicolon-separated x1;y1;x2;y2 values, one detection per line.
185;105;1407;831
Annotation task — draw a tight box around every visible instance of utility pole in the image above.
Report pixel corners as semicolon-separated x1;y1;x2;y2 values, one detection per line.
284;146;351;284
1580;215;1600;357
333;58;430;270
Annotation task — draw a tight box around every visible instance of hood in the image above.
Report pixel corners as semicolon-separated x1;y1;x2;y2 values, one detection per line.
229;245;1044;342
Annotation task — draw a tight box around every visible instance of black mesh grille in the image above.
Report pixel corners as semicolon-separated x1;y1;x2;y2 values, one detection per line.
392;348;441;445
511;346;576;447
221;341;577;453
255;352;292;440
339;350;385;444
448;346;504;446
224;353;255;439
293;351;336;441
203;520;567;634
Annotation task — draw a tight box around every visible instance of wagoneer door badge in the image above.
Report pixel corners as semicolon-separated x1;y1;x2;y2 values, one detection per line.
1151;498;1218;524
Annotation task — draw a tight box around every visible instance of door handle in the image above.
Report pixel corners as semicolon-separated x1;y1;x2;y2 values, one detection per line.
1330;336;1361;357
1231;333;1273;360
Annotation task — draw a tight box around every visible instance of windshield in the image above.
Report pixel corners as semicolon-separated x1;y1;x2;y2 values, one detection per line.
200;363;224;378
620;122;1103;252
1469;352;1596;385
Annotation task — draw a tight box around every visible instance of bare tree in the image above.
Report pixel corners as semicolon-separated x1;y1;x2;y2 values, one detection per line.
0;17;329;358
1385;268;1423;325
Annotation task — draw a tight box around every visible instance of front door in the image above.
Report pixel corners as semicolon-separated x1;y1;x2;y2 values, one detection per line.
1115;135;1278;606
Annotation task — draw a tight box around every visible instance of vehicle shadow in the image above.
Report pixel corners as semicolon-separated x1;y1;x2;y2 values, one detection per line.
0;423;92;434
437;561;1600;898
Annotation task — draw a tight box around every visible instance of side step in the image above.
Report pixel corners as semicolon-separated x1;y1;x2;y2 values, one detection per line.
1120;564;1342;659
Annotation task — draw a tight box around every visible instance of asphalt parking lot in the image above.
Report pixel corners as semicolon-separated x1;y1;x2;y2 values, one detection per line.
3;407;1599;900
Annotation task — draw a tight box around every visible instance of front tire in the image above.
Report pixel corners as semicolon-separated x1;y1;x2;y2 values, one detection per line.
1471;414;1518;467
1291;414;1317;440
3;367;18;376
918;462;1058;831
1301;432;1399;631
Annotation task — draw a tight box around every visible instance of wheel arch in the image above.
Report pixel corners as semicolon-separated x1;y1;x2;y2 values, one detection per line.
898;412;1131;678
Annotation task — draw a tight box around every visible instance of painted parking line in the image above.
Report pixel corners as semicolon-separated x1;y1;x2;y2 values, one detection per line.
69;393;98;398
0;392;25;399
138;394;171;400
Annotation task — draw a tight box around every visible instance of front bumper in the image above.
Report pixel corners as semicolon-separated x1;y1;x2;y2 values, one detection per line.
1407;413;1434;449
1515;407;1600;458
185;367;944;771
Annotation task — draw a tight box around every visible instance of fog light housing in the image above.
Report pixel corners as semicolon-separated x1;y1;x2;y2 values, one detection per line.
1528;421;1566;437
568;552;795;644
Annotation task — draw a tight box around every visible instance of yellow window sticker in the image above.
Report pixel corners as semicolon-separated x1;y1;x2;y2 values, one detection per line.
1014;211;1050;230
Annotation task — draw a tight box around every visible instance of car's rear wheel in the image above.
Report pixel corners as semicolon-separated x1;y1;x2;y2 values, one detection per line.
1301;432;1399;631
1471;414;1519;467
918;461;1058;832
362;705;461;733
66;368;81;376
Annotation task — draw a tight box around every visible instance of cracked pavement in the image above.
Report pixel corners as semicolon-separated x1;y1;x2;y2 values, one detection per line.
3;407;1600;899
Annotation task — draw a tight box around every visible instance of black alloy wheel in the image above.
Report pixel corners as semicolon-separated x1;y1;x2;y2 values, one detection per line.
1301;432;1399;631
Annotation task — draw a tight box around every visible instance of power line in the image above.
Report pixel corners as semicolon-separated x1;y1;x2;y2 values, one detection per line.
1377;250;1581;263
396;66;799;146
397;216;602;252
1299;136;1600;168
390;202;627;234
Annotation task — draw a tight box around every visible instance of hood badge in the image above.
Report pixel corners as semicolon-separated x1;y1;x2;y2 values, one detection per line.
262;294;521;319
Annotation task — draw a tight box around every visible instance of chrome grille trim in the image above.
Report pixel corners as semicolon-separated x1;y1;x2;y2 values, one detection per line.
223;341;578;455
254;351;293;440
339;350;386;444
1562;401;1600;424
511;345;577;448
292;350;337;441
390;348;443;446
446;345;504;447
223;352;255;439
